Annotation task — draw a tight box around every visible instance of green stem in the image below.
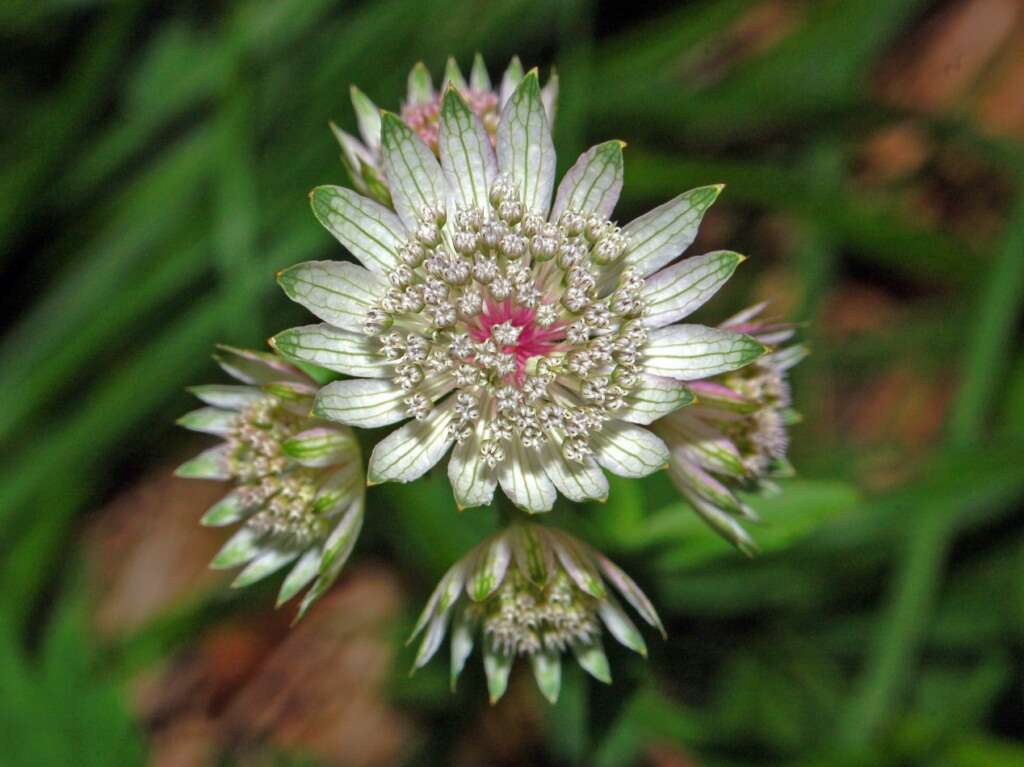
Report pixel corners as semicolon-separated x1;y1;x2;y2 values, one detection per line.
838;192;1024;747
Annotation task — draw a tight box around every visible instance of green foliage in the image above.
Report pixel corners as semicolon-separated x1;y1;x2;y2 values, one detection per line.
2;0;1023;764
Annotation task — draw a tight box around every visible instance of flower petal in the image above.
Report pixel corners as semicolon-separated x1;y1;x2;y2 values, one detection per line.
622;185;722;277
618;377;695;425
551;140;624;221
496;70;556;217
309;185;405;275
315;375;451;429
595;555;665;637
593;422;669;478
214;346;308;386
498;439;557;513
278;260;386;333
200;490;253;527
642;251;744;328
470;53;491;91
669;473;758;556
572;640;612;684
232;547;300;588
644;324;765;380
531;651;562;704
296;496;365;619
349;85;381;150
188;384;262;410
449;608;476;690
541;438;608;503
499;55;524;106
277;548;321;606
282;426;358;468
210;525;263;570
541;70;559;124
406;61;434;104
414;610;451;670
175;445;231;480
409;562;466;643
439;88;497;213
177;407;237;436
550;533;606;599
466;535;512;602
442;56;468;90
598;597;647;656
510;523;556;586
367;397;457;484
380;112;449;232
447;425;498;510
272;323;389;379
484;645;514;704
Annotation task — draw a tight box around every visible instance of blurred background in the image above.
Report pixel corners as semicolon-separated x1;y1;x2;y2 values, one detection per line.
2;0;1024;764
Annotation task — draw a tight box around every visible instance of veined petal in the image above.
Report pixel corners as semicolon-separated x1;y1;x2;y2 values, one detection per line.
309;186;405;275
277;260;386;333
466;535;512;602
598;597;647;657
406;61;434;104
642;251;745;328
595;554;665;637
210;525;264;570
510;523;556;586
670;475;758;556
188;384;262;410
498;438;556;513
439;88;497;212
551;140;624;221
367;397;457;484
313;462;362;516
380;112;449;232
499;55;524;106
623;185;722;277
593;422;669;478
484;645;514;704
449;608;476;690
572;640;612;684
272;323;390;378
277;548;321;606
447;420;497;509
297;495;365;619
414;610;451;670
214;346;308;386
531;651;562;704
550;533;606;599
409;562;467;641
175;445;231;480
660;411;747;478
232;547;300;588
177;407;237;436
496;70;556;217
645;324;765;380
442;56;468;90
315;377;442;429
349;85;381;150
618;376;695;425
470;53;491;91
541;437;608;503
541;70;559;124
200;491;253;527
282;427;357;468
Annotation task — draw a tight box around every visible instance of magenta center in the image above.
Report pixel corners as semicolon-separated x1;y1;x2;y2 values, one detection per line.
468;300;564;385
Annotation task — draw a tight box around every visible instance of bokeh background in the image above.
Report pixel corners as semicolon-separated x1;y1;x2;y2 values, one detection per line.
3;0;1024;765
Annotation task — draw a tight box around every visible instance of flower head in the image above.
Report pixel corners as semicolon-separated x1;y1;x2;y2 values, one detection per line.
655;305;807;554
409;522;663;703
336;55;558;206
275;69;766;513
176;346;364;617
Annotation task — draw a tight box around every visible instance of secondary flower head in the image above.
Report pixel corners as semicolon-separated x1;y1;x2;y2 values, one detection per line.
275;69;766;513
336;55;558;206
176;347;364;617
409;522;663;703
655;305;807;554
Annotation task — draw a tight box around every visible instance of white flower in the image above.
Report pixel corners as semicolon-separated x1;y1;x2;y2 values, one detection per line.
655;305;808;554
274;69;766;513
176;347;364;617
409;522;663;703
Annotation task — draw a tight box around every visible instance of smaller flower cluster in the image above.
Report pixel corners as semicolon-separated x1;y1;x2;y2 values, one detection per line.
335;55;557;206
657;305;807;554
176;346;364;617
410;522;663;703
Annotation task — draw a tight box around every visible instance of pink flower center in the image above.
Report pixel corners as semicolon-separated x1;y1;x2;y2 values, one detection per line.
468;300;564;385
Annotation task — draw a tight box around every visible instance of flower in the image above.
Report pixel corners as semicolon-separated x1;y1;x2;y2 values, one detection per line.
274;68;766;513
336;55;558;206
408;522;663;703
654;304;807;554
176;346;364;617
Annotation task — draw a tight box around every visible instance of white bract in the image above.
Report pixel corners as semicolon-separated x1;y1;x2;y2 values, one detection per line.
275;70;765;513
176;347;364;618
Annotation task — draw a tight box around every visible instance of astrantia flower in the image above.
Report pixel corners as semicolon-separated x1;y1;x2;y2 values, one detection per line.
409;522;663;703
655;305;807;554
274;69;766;513
176;346;364;617
336;55;558;206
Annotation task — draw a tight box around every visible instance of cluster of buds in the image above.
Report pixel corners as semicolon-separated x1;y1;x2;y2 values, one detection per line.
410;522;663;703
176;347;364;617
